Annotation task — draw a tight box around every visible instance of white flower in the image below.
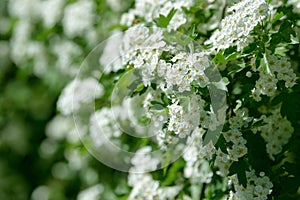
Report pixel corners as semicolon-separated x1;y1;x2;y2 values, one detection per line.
183;146;198;163
99;31;123;73
89;108;122;147
120;11;135;27
57;78;104;115
10;20;32;64
39;0;64;28
288;0;300;13
77;184;103;200
8;0;40;19
130;146;160;172
51;38;82;75
168;11;187;31
205;0;268;51
62;0;95;38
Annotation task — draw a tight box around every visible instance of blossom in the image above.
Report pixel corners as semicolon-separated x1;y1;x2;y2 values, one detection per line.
89;108;122;147
99;31;123;73
77;184;103;200
57;78;104;115
251;54;298;102
257;108;294;160
62;0;95;38
120;0;193;31
228;170;273;200
205;0;269;51
39;0;65;28
8;0;40;19
51;38;82;75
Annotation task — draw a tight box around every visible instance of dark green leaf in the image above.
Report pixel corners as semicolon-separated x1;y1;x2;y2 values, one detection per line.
228;159;249;187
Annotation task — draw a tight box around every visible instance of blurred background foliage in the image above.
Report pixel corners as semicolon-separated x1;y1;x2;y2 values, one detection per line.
0;0;132;199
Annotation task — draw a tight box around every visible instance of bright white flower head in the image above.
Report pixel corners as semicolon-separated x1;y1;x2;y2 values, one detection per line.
62;0;95;38
57;78;104;115
8;0;40;19
205;0;269;51
39;0;65;28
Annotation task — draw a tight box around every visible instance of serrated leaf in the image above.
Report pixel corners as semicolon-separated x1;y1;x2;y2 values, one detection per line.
272;12;284;24
274;46;289;57
154;9;177;28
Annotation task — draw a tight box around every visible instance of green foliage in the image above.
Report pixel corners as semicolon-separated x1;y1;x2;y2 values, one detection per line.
154;9;177;28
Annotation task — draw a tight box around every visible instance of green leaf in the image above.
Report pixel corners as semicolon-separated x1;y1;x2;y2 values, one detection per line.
154;9;177;28
150;100;165;110
212;51;226;64
131;83;148;97
162;149;172;175
260;53;272;75
211;78;229;92
280;92;300;124
225;52;239;62
274;46;289;57
272;12;284;24
162;159;185;186
187;24;198;39
243;42;259;54
161;92;171;106
228;62;246;76
271;93;285;106
138;116;151;125
246;133;272;173
215;134;228;153
228;159;249;187
270;20;295;48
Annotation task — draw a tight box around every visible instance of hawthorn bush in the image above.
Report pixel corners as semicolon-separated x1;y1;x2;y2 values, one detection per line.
0;0;300;199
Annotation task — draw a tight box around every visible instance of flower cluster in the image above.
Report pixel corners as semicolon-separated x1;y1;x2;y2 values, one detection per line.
205;0;268;51
183;127;215;183
57;78;104;115
254;108;294;160
252;54;298;101
7;0;122;82
128;147;182;200
62;0;95;38
121;0;194;31
89;108;123;147
229;171;273;200
120;24;213;92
